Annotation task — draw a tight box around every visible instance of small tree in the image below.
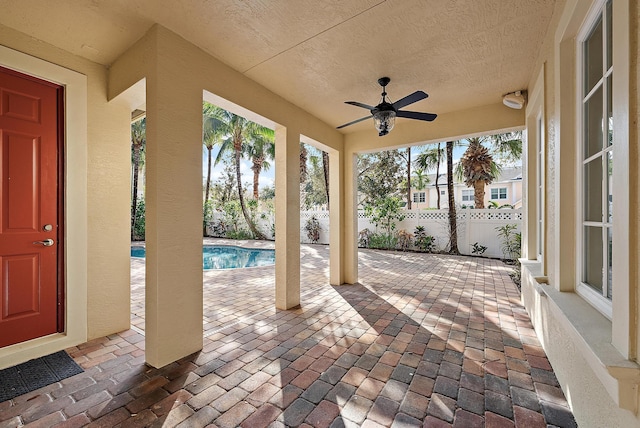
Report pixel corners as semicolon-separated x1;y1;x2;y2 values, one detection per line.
496;224;521;262
223;200;242;233
364;196;406;250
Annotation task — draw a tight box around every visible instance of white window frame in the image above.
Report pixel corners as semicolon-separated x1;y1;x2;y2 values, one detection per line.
413;192;425;203
490;187;507;200
576;0;613;319
461;189;473;202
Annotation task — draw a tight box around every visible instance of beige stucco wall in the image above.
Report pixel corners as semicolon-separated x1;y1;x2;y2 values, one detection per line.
0;24;131;359
521;0;640;425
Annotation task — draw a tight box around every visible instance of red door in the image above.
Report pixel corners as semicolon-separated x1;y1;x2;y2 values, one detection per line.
0;66;62;347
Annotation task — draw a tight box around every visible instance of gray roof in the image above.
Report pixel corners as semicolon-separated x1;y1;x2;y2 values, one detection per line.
424;166;522;187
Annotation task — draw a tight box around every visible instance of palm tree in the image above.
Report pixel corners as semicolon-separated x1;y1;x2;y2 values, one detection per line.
459;137;494;209
131;118;146;240
446;141;459;254
415;143;445;208
212;106;270;240
490;131;523;164
412;168;429;190
458;132;522;208
246;129;275;199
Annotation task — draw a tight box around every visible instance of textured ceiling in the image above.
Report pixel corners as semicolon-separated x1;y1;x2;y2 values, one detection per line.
0;0;556;132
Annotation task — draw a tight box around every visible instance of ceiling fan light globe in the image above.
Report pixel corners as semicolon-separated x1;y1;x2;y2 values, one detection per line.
373;110;396;136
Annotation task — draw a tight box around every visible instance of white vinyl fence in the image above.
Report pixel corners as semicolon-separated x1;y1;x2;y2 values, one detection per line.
208;208;521;259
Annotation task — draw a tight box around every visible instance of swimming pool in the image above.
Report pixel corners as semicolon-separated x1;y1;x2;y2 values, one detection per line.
131;245;275;270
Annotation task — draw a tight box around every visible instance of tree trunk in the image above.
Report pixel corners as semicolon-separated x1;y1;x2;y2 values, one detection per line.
474;180;486;209
322;151;330;209
204;147;212;236
446;141;459;254
131;145;140;241
406;147;412;209
205;147;212;204
435;142;441;209
252;159;261;200
235;148;265;239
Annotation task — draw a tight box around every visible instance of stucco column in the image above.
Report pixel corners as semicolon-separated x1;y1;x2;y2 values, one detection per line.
343;150;359;284
144;75;203;368
554;38;577;292
328;149;345;285
275;126;301;309
523;123;536;261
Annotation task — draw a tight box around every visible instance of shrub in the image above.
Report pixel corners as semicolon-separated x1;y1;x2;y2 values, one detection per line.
368;232;397;250
132;199;145;241
397;229;413;251
413;226;435;252
304;215;321;243
471;242;487;256
226;229;253;240
210;219;227;237
358;228;372;248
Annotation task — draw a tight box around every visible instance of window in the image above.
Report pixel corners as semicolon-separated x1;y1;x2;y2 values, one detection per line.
413;192;425;203
490;188;507;200
440;190;445;195
578;0;612;312
461;189;473;202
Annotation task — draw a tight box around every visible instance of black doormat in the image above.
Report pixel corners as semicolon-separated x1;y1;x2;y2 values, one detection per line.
0;351;83;402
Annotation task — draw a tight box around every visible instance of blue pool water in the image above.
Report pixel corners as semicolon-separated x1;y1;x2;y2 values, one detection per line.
131;245;275;270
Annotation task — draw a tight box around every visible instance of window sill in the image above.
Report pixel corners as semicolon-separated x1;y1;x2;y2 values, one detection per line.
520;260;640;414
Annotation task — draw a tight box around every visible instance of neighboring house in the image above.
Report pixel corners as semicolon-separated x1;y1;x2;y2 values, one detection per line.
411;166;522;209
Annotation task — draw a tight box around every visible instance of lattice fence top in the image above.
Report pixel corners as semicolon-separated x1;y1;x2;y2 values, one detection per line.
466;210;522;220
213;208;520;221
355;208;521;221
301;211;330;219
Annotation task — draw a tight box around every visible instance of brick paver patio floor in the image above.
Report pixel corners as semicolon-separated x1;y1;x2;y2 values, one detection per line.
0;240;578;427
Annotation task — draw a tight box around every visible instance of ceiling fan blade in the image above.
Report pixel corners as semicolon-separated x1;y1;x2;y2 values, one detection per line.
345;101;375;110
392;91;428;110
396;110;437;122
336;115;372;129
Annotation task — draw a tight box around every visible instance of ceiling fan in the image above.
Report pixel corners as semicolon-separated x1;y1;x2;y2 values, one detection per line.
336;77;437;136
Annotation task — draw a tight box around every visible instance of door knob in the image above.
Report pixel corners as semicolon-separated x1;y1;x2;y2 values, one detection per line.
33;239;54;247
